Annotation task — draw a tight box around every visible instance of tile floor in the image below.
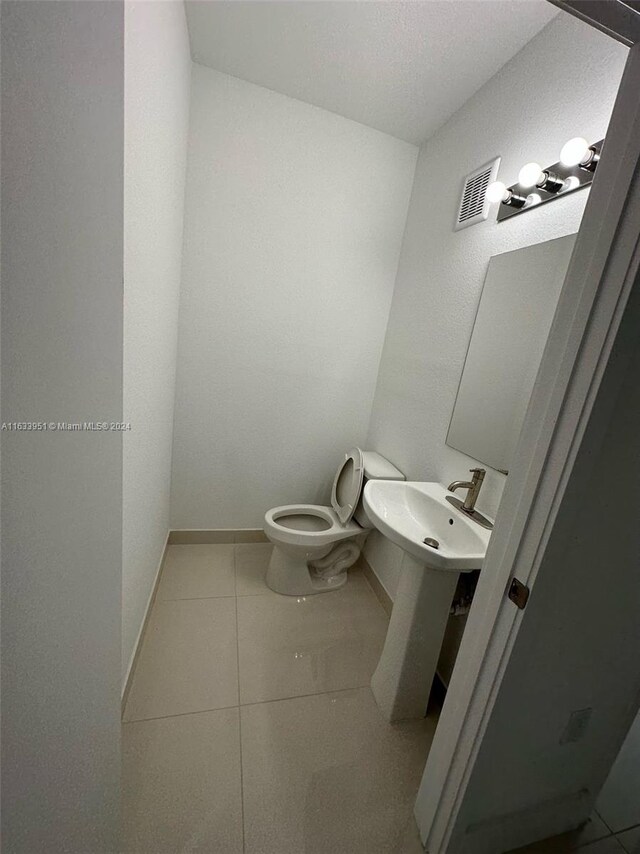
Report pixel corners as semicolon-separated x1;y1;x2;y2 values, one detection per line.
122;542;640;854
122;543;438;853
596;710;640;834
509;812;637;853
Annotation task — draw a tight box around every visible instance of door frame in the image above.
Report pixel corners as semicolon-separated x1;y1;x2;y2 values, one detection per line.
414;10;640;851
549;0;640;45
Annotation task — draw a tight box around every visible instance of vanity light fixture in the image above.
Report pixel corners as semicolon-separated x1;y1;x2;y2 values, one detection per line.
489;138;604;222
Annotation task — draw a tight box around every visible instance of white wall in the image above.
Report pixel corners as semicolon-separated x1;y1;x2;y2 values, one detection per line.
364;14;628;598
1;2;123;849
170;65;417;529
122;1;191;685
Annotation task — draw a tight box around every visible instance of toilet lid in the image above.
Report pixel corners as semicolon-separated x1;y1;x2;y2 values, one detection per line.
331;448;364;525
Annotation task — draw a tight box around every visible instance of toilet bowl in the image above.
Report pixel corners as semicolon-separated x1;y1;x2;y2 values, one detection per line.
263;449;404;596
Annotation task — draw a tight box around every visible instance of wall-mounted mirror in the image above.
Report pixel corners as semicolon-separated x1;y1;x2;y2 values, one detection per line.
446;234;576;473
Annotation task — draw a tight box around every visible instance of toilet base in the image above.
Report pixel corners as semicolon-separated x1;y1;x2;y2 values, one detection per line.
265;540;360;596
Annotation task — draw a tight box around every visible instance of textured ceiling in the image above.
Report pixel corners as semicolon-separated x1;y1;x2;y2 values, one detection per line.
185;1;559;144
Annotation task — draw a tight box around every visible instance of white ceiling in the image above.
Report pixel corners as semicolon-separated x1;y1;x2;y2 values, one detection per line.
185;1;559;145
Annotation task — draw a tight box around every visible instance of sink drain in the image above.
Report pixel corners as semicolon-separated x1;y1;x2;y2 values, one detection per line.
423;537;440;550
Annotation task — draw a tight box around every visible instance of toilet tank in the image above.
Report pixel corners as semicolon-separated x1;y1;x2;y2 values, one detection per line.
353;451;405;528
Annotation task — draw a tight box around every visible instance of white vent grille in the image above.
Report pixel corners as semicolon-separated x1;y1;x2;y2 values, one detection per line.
455;157;500;231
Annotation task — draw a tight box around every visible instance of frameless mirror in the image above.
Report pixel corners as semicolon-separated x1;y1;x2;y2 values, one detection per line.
446;234;576;473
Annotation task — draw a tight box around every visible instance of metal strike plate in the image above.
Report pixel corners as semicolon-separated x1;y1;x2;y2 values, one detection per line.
508;577;530;610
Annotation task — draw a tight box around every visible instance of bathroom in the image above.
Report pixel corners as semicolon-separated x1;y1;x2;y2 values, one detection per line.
3;1;640;852
120;2;630;850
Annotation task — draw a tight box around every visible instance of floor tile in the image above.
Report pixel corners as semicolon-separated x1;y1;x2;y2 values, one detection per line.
240;687;437;854
511;813;612;852
122;708;243;853
156;544;235;600
235;543;273;596
597;712;640;832
124;598;238;721
237;572;389;704
617;826;640;853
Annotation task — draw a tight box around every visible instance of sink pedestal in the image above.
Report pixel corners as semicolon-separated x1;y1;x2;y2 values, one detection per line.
371;553;458;722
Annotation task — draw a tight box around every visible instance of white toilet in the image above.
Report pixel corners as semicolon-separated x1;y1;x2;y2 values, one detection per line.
263;448;404;595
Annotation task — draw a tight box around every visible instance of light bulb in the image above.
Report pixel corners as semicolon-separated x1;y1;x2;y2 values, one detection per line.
562;176;580;192
486;181;508;204
525;193;542;207
560;137;590;167
518;162;544;189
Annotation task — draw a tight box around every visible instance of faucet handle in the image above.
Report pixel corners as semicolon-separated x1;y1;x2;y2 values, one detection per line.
469;467;486;480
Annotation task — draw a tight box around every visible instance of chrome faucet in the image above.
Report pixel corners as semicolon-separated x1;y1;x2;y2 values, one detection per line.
448;467;485;512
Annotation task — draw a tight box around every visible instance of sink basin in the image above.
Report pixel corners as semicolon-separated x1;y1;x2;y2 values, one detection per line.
363;480;491;571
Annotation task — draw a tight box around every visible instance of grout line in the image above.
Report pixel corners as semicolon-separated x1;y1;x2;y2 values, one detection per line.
156;593;237;602
122;703;241;725
233;545;247;854
233;569;376;601
120;682;376;725
596;810;615;834
239;683;374;710
613;821;640;835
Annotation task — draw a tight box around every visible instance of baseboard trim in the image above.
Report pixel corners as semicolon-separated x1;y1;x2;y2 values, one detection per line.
168;528;268;544
121;533;170;715
360;556;393;616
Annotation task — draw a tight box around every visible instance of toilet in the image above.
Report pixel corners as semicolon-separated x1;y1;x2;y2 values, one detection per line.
264;448;404;595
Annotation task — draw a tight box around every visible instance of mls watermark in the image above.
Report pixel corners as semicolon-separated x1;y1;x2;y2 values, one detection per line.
1;421;132;432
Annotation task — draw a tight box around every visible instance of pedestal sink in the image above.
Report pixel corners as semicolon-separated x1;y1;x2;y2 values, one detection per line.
363;481;492;722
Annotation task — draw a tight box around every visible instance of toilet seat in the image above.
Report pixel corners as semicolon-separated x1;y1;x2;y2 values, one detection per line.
264;504;362;548
331;448;364;524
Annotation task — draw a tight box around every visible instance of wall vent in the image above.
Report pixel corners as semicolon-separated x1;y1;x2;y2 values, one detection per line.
455;157;500;231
